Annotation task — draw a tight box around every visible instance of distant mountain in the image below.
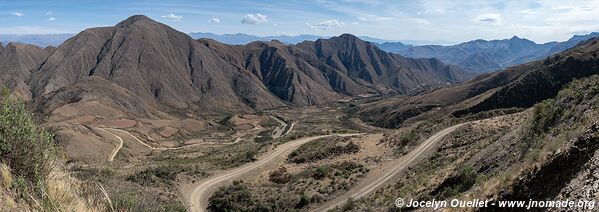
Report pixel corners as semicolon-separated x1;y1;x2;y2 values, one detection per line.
546;32;599;54
22;16;471;118
358;36;599;128
189;32;326;45
395;39;455;46
379;33;599;73
375;42;410;53
0;34;74;47
189;32;413;45
0;42;50;99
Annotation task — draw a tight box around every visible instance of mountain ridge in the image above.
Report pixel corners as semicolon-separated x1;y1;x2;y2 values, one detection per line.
8;15;470;118
379;33;599;73
358;36;599;128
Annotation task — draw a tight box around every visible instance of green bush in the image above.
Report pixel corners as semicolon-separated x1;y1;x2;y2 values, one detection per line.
288;137;359;163
313;165;332;179
0;89;56;197
109;190;186;212
254;130;273;143
269;167;291;184
432;165;478;199
295;193;311;208
128;167;178;186
530;100;563;134
208;180;265;212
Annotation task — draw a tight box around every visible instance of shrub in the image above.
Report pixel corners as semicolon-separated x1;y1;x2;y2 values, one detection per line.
254;130;273;143
0;90;56;197
208;180;263;212
127;165;184;186
288;137;360;163
530;100;563;134
313;165;332;179
295;193;310;208
269;167;291;184
431;165;478;199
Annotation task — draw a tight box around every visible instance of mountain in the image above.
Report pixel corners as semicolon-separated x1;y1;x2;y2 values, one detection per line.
28;15;285;117
0;34;74;47
199;33;471;104
547;32;599;54
379;33;599;73
358;37;599;128
294;34;470;93
374;42;410;53
189;32;412;45
0;42;50;99
389;36;554;73
22;15;470;118
189;32;325;45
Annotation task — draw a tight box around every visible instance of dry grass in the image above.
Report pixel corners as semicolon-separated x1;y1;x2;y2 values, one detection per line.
1;163;12;189
1;163;19;210
43;163;104;211
0;162;104;211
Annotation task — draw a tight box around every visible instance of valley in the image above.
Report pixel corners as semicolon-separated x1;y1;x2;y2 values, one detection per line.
1;7;599;212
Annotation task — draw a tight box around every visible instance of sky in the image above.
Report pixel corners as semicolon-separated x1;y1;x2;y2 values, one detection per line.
1;0;599;43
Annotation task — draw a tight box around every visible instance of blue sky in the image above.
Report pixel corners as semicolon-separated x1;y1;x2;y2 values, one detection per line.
1;0;599;43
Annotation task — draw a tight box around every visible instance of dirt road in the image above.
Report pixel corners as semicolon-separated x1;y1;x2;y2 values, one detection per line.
184;133;364;212
96;126;261;161
95;128;124;162
313;123;466;211
270;115;288;138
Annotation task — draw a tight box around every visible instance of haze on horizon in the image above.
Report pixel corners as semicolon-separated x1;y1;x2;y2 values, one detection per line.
1;0;598;44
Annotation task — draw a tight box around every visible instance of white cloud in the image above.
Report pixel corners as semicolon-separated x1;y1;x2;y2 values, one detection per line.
352;21;359;25
11;12;24;17
308;19;345;30
241;13;267;24
209;17;220;24
162;13;182;22
473;13;503;24
48;17;56;21
410;18;430;25
358;16;368;22
46;11;53;16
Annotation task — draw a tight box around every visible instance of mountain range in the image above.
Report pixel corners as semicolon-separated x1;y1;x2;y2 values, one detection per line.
188;33;454;45
0;34;74;47
4;32;598;74
379;32;599;73
0;32;443;47
359;36;599;128
1;15;470;119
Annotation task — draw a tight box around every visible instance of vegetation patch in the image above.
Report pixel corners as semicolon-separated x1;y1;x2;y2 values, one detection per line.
431;165;480;199
287;136;359;163
211;161;368;211
208;180;265;212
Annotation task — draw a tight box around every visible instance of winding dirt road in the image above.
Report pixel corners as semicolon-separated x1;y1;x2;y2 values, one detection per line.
98;127;252;162
184;133;364;212
95;128;124;162
313;123;466;211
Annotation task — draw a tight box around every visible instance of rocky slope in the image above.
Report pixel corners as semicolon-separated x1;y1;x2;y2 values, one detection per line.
355;75;599;211
27;15;285;115
358;37;599;128
200;34;471;105
17;15;471;117
0;42;49;99
295;34;470;93
379;33;599;73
